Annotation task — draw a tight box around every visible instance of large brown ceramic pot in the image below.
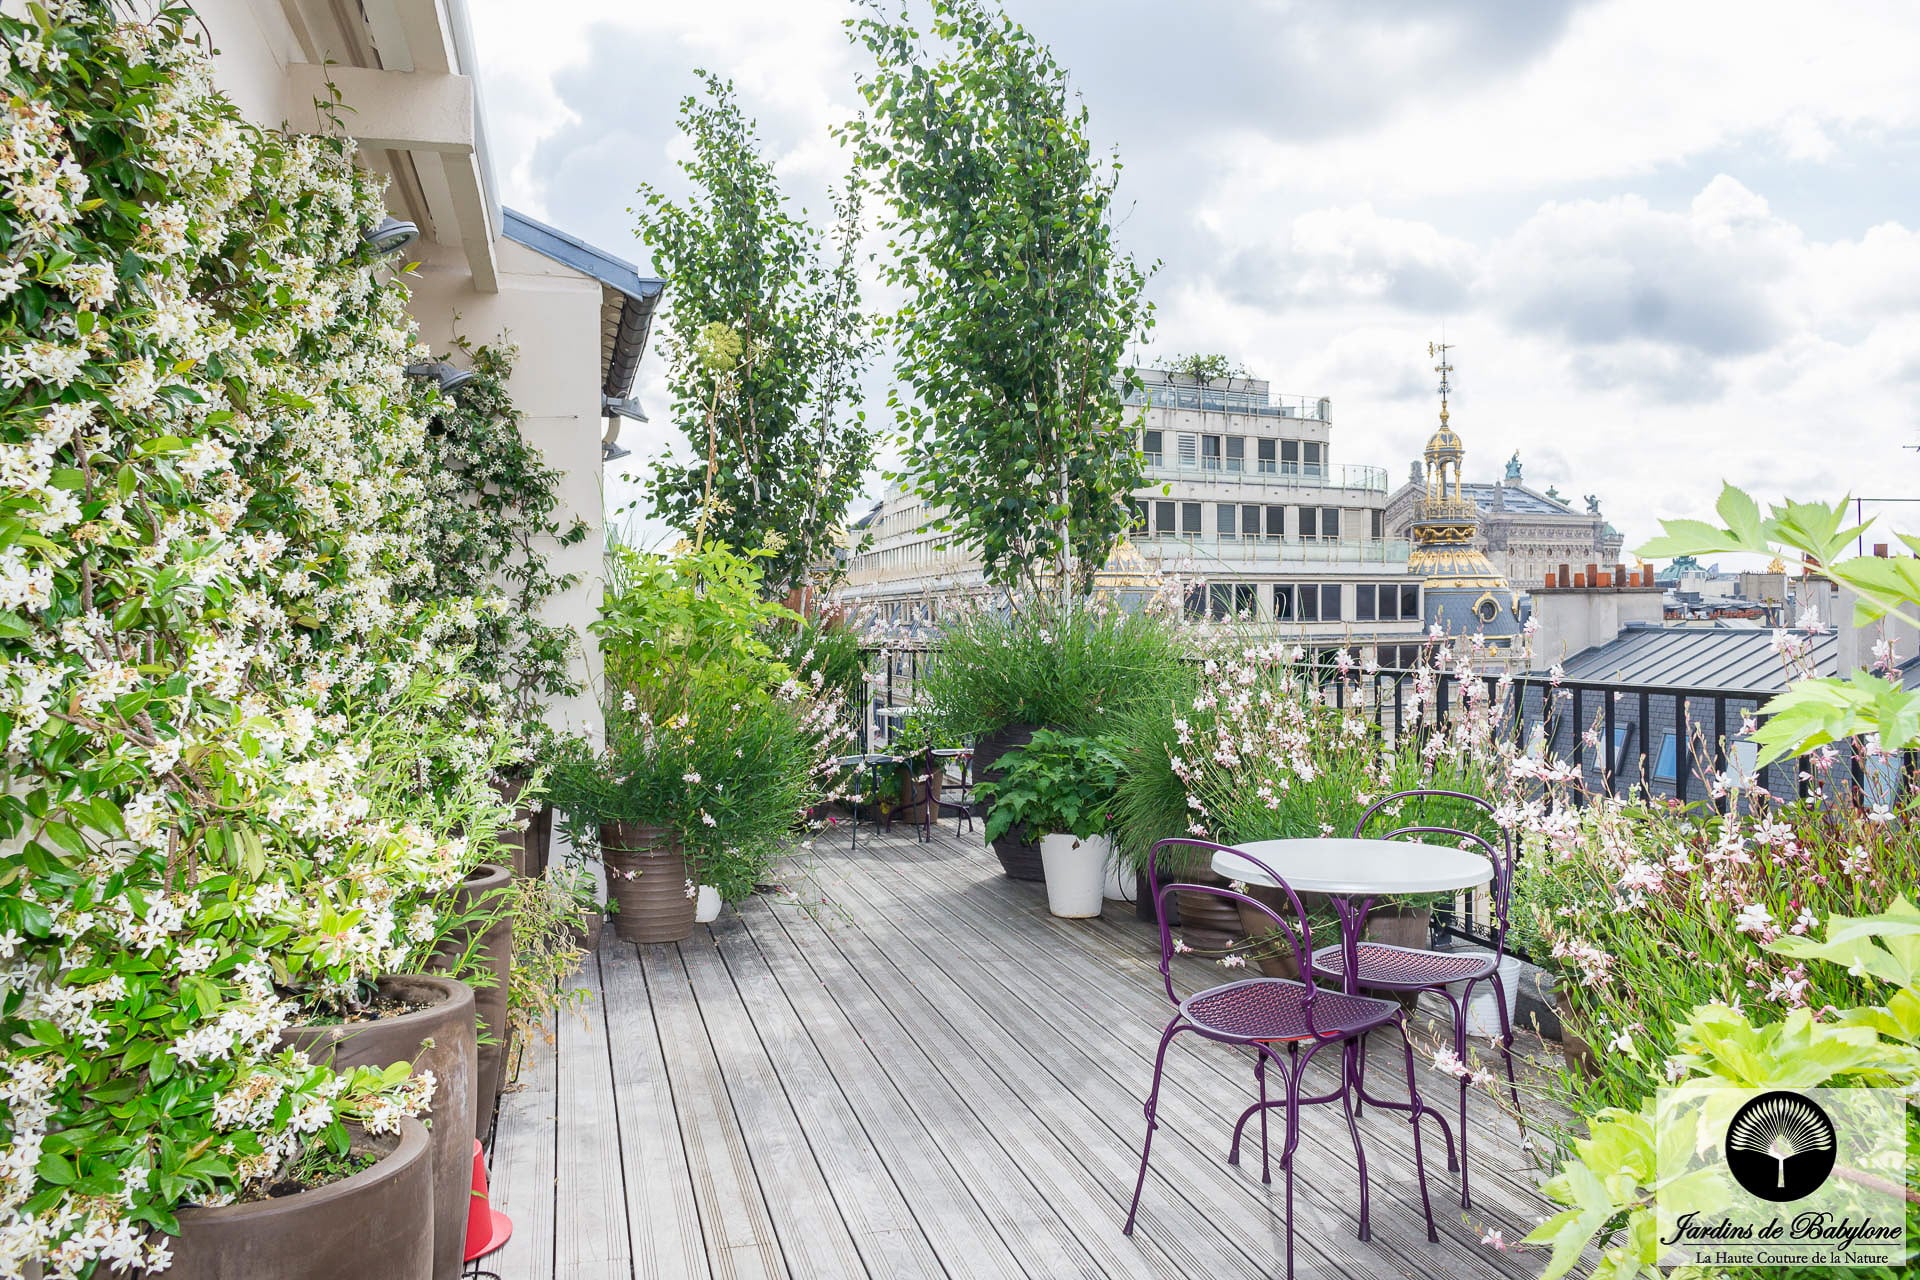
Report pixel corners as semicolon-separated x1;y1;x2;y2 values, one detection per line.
153;1119;432;1280
988;825;1046;882
280;976;476;1280
602;821;696;943
426;863;513;1134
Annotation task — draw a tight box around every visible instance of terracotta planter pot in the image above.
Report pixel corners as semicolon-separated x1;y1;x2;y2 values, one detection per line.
280;976;476;1280
602;821;696;943
426;863;513;1137
153;1119;432;1280
989;825;1046;882
898;767;943;826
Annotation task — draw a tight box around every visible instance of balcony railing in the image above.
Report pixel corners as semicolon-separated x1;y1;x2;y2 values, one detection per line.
1141;460;1388;493
1122;384;1329;419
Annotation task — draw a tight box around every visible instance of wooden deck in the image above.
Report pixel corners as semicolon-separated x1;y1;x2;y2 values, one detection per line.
485;823;1559;1279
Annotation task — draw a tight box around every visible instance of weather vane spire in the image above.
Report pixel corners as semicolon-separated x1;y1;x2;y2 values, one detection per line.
1429;339;1454;427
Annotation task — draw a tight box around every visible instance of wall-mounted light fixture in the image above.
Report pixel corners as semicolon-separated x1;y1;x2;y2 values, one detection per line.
361;215;420;257
404;360;475;393
602;441;631;462
602;394;648;423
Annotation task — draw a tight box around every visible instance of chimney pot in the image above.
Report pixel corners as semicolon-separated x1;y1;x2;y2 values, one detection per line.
1613;564;1627;587
1875;543;1889;558
1573;572;1587;588
1557;563;1571;588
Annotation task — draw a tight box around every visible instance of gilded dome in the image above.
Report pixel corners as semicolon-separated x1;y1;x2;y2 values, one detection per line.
1423;423;1464;463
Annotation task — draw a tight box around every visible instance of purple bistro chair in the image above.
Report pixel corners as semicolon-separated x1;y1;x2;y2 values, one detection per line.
1123;838;1439;1278
1309;789;1521;1208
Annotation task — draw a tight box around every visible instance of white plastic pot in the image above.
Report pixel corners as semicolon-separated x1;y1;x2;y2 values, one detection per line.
1102;845;1134;902
694;885;722;923
1446;952;1524;1039
1039;833;1108;918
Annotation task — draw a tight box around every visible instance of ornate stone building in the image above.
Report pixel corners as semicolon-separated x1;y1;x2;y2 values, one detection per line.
1385;432;1622;591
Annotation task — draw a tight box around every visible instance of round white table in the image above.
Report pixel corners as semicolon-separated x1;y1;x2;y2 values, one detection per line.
1212;837;1492;900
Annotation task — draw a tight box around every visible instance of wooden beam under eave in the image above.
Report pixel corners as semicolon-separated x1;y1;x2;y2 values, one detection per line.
284;62;473;154
440;150;499;293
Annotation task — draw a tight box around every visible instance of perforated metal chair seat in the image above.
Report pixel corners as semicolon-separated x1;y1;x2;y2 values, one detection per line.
1180;978;1402;1043
1310;942;1495;990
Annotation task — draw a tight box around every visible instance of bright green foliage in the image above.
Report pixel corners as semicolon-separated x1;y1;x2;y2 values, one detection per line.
550;541;852;900
1526;901;1920;1280
916;595;1188;741
845;0;1155;594
410;339;587;762
635;74;872;592
595;541;799;699
1639;485;1920;763
975;729;1124;840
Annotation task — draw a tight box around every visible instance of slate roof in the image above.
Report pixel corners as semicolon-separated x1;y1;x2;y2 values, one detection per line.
1460;482;1578;516
1545;622;1832;693
501;208;664;399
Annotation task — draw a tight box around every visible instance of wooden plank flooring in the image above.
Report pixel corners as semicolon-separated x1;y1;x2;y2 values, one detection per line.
486;823;1563;1279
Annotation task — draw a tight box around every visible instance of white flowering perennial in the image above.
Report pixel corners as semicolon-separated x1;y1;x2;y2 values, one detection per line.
0;8;505;1273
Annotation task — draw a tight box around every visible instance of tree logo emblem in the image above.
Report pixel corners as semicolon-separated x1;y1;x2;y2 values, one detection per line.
1725;1090;1837;1202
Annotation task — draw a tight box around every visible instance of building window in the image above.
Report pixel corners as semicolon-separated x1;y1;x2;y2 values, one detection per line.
1208;583;1255;620
1321;507;1341;540
1257;438;1277;474
1652;732;1678;783
1273;584;1295;620
1143;429;1163;467
1370;509;1384;540
1298;507;1317;539
1303;441;1325;476
1320;583;1342;621
1398;584;1419;620
1281;439;1300;474
1181;502;1202;534
1128;498;1148;531
1225;436;1245;472
1155;499;1175;535
1266;505;1286;539
1201;435;1222;470
1355;584;1377;621
1297;584;1319;622
1184;583;1207;620
1216;505;1236;537
1241;504;1261;538
1177;433;1197;468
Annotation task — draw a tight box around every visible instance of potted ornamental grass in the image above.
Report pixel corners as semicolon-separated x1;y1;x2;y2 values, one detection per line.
918;594;1186;879
976;730;1126;917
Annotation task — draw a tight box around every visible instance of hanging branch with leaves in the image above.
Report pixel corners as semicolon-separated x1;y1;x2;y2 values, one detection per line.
843;0;1154;598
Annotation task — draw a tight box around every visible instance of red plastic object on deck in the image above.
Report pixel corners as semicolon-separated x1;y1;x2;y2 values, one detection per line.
465;1138;513;1262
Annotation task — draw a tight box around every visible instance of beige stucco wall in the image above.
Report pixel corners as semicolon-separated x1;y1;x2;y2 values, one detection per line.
406;238;607;737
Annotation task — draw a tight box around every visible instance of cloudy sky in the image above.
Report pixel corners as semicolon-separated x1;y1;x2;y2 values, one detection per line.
466;0;1920;557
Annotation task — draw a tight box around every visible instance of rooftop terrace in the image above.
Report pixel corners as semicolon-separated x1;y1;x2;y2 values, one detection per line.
486;822;1561;1280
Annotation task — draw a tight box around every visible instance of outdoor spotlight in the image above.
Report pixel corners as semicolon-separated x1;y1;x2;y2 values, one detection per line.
602;441;631;462
403;360;476;393
361;215;420;256
601;393;648;423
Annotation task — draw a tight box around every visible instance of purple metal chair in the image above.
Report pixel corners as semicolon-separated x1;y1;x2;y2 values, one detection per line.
1308;788;1520;1208
1123;838;1439;1277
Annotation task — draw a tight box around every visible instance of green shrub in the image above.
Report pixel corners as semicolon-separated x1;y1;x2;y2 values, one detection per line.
974;730;1125;841
917;594;1188;740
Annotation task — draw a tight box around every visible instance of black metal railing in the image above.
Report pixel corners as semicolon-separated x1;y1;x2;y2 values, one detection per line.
848;642;1901;957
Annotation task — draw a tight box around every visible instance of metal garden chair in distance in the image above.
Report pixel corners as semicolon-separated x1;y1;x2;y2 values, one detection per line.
1123;838;1440;1279
1309;788;1521;1208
